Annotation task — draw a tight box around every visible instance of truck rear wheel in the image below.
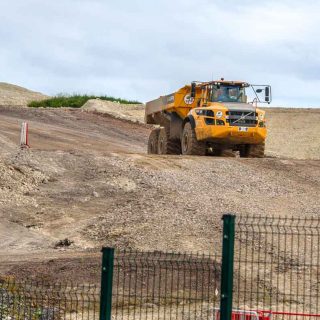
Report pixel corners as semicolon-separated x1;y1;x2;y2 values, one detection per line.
147;128;160;154
240;143;265;158
157;127;181;155
157;128;168;154
181;122;206;156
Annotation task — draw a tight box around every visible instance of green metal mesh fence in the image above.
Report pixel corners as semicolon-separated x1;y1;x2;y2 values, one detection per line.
112;250;221;320
0;279;100;320
233;215;320;320
1;215;319;320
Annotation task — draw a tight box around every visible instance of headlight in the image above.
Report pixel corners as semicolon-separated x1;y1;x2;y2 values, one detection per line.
216;111;223;118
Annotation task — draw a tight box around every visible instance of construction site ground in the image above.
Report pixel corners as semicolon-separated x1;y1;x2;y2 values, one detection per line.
0;104;319;284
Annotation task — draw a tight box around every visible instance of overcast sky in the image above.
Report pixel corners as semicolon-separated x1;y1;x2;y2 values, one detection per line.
0;0;319;107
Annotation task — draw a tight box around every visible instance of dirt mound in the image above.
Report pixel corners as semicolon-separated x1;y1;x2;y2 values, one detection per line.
0;152;53;251
0;154;47;208
0;82;49;106
82;99;145;123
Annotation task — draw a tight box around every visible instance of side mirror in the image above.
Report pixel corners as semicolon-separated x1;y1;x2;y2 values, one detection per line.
265;86;270;102
191;82;196;98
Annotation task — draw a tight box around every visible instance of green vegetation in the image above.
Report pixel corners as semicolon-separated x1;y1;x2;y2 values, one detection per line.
28;94;141;108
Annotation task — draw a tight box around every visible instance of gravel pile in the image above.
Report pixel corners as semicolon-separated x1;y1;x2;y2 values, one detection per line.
0;150;47;209
82;153;320;252
82;99;145;123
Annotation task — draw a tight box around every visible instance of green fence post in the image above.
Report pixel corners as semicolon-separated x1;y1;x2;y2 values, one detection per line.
220;214;236;320
100;247;115;320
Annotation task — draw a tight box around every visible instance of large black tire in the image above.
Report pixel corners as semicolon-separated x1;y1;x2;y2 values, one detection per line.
249;143;265;158
240;143;265;158
181;122;206;155
157;128;168;154
158;127;181;155
147;129;160;154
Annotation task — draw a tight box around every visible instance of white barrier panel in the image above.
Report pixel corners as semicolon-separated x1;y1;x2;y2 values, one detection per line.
20;122;29;148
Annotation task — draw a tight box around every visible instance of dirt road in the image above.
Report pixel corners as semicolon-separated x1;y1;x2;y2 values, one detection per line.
0;106;148;154
0;106;319;281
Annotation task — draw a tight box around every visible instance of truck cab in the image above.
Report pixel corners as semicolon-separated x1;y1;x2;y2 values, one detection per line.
185;80;270;156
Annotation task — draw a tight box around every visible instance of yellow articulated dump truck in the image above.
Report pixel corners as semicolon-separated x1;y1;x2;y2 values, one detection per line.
145;78;271;157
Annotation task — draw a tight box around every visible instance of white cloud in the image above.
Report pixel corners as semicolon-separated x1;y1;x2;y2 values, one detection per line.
0;0;319;106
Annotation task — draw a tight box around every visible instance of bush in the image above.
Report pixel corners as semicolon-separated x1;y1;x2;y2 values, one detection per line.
28;94;141;108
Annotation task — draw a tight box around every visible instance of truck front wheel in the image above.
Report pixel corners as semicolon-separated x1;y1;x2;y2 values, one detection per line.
181;122;206;156
240;143;265;158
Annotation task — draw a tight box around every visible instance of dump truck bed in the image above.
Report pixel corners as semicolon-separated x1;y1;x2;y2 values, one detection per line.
145;93;175;116
145;86;196;124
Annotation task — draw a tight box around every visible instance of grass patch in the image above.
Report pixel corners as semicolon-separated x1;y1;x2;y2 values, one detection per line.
28;94;141;108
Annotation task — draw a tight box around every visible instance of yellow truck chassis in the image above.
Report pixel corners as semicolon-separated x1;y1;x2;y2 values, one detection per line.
145;79;271;157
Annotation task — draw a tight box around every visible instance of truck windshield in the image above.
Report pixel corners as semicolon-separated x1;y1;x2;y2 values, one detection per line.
211;85;246;103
